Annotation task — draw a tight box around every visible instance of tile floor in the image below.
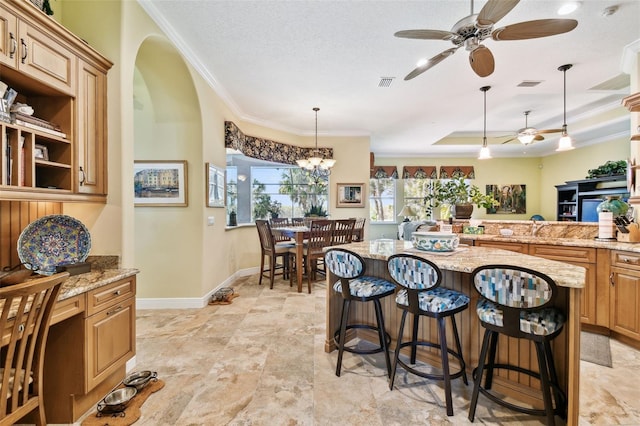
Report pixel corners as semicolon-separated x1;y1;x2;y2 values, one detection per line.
94;274;640;425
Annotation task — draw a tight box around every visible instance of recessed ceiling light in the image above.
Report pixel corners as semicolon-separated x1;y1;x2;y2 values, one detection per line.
557;1;580;15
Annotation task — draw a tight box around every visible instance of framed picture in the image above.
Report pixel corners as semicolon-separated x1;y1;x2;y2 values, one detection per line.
134;160;188;207
336;183;365;208
34;144;48;161
206;163;226;208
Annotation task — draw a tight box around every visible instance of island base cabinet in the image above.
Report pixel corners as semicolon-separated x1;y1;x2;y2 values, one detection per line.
42;277;136;423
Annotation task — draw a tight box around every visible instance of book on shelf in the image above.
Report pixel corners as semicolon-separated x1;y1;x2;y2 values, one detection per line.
14;119;67;138
12;112;62;131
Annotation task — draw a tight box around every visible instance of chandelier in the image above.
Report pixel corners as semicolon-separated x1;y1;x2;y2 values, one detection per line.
296;107;335;179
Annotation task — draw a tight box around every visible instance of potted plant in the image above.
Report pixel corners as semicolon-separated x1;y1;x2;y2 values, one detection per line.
304;202;327;217
267;200;282;218
424;177;497;220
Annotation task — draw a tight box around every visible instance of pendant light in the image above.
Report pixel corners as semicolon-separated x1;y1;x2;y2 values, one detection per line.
478;86;492;160
296;107;336;178
556;64;575;151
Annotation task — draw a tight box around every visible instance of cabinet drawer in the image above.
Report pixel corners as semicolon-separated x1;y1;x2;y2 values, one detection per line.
475;240;528;254
86;277;135;316
611;251;640;270
530;244;596;264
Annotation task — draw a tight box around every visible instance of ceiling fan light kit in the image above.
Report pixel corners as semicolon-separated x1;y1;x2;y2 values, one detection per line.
556;64;575;152
296;107;335;177
478;86;492;160
395;0;578;79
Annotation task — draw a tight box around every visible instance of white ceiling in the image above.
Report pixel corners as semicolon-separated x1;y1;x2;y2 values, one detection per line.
138;0;640;158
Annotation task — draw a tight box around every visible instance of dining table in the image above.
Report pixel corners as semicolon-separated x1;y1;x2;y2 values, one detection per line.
272;226;310;293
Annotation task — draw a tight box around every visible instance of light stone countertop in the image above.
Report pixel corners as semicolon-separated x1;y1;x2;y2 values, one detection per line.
458;233;640;251
334;240;585;289
58;268;139;301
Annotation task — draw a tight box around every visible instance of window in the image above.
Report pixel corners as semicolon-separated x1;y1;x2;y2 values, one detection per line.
369;178;395;223
226;155;329;224
403;178;431;221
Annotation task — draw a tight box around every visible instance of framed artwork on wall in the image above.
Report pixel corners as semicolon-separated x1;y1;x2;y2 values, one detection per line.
206;163;226;208
486;184;526;214
336;183;365;208
134;160;188;207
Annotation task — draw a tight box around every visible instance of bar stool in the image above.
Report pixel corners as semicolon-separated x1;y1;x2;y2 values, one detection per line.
325;248;396;377
386;253;469;417
468;265;567;425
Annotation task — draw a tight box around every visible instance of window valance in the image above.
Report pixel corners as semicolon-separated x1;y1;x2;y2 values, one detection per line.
402;166;437;179
370;166;398;179
224;121;333;166
439;166;475;179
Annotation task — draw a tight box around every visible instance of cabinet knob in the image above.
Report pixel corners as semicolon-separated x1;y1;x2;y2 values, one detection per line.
107;305;123;316
113;289;121;296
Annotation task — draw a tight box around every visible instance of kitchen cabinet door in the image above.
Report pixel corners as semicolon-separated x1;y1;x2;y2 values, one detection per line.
609;266;640;341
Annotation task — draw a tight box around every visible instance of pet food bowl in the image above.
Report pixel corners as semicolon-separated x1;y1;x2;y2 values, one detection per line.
97;387;137;413
123;370;157;391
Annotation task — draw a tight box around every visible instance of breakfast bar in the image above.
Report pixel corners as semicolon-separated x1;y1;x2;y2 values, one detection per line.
324;239;585;425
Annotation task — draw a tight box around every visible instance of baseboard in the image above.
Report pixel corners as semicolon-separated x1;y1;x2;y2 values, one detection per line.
135;266;259;309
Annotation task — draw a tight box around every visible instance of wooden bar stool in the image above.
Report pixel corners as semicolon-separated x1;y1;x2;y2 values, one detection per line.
468;265;567;425
325;248;396;377
386;253;469;417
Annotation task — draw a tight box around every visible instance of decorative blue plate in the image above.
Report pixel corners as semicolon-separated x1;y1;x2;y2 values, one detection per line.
17;215;91;276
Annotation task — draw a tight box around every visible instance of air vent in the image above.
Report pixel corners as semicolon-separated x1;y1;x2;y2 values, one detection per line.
517;80;543;87
378;77;394;87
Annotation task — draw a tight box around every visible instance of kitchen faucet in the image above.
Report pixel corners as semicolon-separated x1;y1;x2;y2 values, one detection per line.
531;220;546;236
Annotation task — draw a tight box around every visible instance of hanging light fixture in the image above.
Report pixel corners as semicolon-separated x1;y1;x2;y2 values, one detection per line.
478;86;492;160
296;107;336;178
556;64;575;151
517;111;537;145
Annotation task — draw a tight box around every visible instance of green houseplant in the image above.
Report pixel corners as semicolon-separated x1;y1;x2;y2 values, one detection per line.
424;177;497;219
304;203;327;217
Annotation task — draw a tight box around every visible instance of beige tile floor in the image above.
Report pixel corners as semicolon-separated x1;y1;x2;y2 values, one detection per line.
97;274;640;425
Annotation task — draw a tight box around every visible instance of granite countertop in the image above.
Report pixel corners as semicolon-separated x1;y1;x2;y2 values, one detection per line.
59;268;139;301
459;233;640;252
338;240;585;289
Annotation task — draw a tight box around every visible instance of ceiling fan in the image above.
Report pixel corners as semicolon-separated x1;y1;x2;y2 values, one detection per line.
395;0;578;79
501;110;562;145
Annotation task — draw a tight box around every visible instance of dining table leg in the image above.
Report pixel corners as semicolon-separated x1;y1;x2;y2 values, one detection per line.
295;232;304;293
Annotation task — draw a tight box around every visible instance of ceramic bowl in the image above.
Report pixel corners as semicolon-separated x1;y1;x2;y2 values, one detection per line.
499;229;514;236
411;231;459;252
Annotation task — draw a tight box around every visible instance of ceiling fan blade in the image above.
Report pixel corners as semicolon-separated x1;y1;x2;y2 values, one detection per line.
469;45;494;78
534;134;545;141
404;48;458;80
477;0;520;27
394;29;457;40
501;137;517;145
492;19;578;41
537;128;563;134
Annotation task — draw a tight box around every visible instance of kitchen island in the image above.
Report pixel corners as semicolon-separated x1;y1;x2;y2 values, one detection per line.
324;240;585;425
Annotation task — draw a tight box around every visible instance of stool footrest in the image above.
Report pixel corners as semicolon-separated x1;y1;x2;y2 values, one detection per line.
396;340;466;382
334;324;391;355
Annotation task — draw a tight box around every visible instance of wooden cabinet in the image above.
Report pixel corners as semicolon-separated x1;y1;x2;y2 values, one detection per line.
44;276;136;423
609;250;640;341
555;176;628;222
0;0;111;202
530;244;599;325
556;183;578;221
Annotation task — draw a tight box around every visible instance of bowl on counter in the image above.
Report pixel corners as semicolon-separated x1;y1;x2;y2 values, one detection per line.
411;231;459;252
499;229;514;236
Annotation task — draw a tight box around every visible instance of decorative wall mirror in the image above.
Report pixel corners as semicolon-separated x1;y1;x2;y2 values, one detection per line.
206;163;226;208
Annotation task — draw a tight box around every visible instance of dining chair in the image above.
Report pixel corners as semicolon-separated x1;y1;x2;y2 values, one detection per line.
291;217;305;226
352;217;366;242
468;265;566;425
256;220;290;289
331;218;356;245
289;219;334;293
386;253;469;417
269;217;293;244
0;271;69;425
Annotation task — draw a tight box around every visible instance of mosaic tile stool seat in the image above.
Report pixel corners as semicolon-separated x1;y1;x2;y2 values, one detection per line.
468;265;567;426
325;248;396;377
386;253;469;416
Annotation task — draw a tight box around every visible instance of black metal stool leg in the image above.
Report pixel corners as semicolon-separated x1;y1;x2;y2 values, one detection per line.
450;314;468;385
335;299;351;377
374;299;392;378
469;328;492;422
484;330;499;390
389;310;408;390
535;341;556;426
410;312;419;364
437;317;453;416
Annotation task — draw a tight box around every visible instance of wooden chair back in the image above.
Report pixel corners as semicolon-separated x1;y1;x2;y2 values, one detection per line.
0;272;68;425
269;217;290;228
306;220;335;256
352;217;366;242
256;220;276;254
331;219;356;245
291;217;305;226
